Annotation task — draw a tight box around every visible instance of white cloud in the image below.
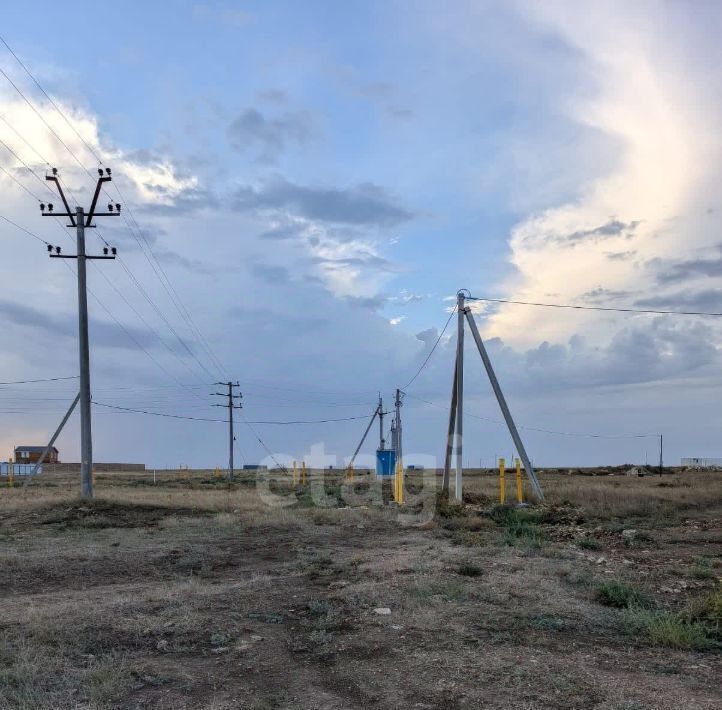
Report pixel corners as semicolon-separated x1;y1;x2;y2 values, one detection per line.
485;1;722;349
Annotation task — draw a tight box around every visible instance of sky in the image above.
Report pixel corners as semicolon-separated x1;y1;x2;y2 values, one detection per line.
0;0;721;470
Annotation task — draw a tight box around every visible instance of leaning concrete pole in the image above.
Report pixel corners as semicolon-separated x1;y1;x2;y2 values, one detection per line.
455;292;465;502
463;307;544;501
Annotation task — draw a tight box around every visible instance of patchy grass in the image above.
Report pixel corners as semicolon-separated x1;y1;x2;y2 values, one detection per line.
595;580;651;609
457;562;483;577
576;536;602;551
623;608;713;650
690;556;717;580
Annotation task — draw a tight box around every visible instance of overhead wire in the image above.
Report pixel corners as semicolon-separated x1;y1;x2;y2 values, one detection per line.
400;305;456;390
0;42;225;383
466;295;722;318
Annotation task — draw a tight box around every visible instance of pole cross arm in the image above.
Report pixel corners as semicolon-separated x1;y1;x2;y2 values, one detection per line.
85;175;112;226
45;175;76;226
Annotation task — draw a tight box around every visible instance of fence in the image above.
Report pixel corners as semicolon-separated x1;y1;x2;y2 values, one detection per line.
0;462;38;476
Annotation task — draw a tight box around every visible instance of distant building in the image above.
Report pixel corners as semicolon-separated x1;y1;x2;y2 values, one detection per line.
242;464;268;471
14;446;58;464
681;457;722;469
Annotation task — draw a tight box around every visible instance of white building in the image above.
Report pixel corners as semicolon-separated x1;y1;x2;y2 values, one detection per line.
680;457;722;469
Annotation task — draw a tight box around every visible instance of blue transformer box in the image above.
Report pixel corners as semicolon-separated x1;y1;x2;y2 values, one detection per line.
376;449;396;477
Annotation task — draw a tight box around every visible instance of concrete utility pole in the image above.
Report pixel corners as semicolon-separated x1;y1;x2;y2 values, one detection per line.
659;434;663;477
394;388;403;465
212;381;242;480
378;394;385;450
44;168;119;499
455;291;465;502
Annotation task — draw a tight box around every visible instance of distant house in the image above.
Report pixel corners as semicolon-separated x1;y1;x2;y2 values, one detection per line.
681;457;722;469
14;446;59;464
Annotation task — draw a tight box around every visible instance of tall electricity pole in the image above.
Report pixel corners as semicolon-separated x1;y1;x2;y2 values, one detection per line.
212;381;242;480
394;388;403;465
44;168;119;499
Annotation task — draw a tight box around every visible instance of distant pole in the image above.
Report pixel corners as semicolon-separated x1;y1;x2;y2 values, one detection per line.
378;394;385;450
455;291;465;502
44;168;119;499
659;434;663;477
212;381;242;481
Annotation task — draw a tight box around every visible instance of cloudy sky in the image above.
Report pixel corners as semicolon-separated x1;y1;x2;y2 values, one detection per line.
1;0;721;469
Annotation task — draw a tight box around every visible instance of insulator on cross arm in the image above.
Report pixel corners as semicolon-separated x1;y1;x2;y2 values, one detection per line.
47;244;52;252
40;203;45;211
98;168;103;176
105;168;111;176
107;203;113;212
111;247;117;255
48;203;54;212
115;203;121;212
55;246;61;254
103;247;109;255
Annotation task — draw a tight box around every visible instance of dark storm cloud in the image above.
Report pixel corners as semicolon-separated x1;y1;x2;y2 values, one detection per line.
0;299;161;351
634;289;722;312
564;219;640;245
581;287;632;303
227;108;314;162
655;248;722;283
231;178;414;228
605;249;637;261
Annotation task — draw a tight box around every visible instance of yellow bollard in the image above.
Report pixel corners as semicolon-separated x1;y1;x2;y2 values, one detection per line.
346;462;354;482
214;466;221;479
301;461;307;486
292;460;298;485
499;458;506;504
515;458;523;503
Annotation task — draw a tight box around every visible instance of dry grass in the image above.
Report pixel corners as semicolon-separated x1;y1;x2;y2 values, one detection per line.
0;468;720;709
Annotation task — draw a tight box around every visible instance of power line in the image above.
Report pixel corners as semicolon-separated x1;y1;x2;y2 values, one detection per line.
0;35;102;164
92;400;370;425
404;393;658;439
0;52;225;382
466;296;722;318
0;375;79;385
400;306;457;390
0;212;49;245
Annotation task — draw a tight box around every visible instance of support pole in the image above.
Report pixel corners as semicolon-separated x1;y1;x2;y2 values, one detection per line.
442;356;458;495
659;434;663;477
24;393;80;488
347;406;379;472
76;207;93;499
464;308;544;501
378;395;385;450
455;292;465;502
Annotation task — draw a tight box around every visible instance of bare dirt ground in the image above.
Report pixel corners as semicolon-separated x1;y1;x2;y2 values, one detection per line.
0;469;720;709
